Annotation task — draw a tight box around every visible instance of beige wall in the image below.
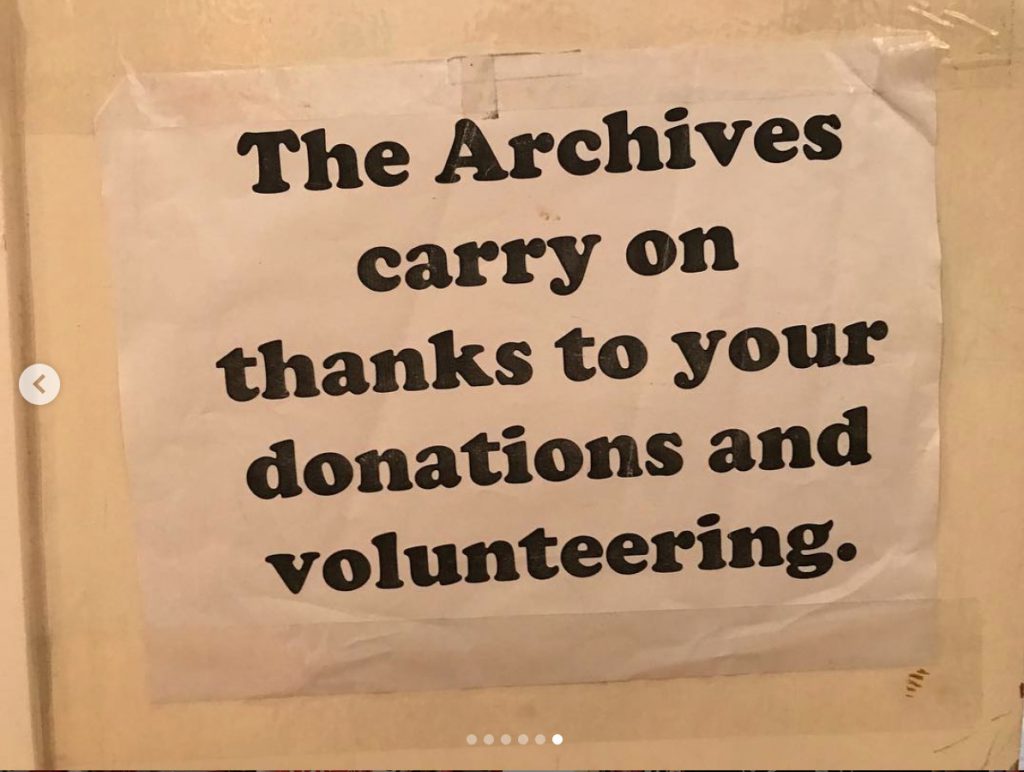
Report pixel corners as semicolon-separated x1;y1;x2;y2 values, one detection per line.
0;0;41;766
8;0;1024;767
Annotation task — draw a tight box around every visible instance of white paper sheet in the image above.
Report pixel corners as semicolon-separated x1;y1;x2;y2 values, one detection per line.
98;33;942;700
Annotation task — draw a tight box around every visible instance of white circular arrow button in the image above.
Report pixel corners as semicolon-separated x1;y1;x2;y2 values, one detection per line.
19;363;61;406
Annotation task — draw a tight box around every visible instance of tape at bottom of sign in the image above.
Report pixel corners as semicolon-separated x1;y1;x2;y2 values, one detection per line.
143;597;954;700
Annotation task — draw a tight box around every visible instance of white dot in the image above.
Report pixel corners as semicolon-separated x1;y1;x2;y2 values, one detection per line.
517;733;529;745
483;733;494;745
466;734;477;745
552;733;564;745
500;733;511;745
535;734;546;745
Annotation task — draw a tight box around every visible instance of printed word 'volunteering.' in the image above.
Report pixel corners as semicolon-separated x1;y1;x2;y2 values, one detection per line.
266;516;860;595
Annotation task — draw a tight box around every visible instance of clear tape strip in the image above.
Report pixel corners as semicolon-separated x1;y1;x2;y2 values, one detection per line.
128;599;983;755
145;599;941;701
784;0;1015;68
97;32;941;132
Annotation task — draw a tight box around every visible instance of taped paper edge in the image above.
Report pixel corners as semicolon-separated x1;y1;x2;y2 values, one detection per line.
94;31;943;134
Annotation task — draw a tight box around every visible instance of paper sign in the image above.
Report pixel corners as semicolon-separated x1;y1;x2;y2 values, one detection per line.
99;34;942;699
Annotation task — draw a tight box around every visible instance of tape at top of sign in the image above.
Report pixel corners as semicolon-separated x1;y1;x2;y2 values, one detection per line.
96;33;940;134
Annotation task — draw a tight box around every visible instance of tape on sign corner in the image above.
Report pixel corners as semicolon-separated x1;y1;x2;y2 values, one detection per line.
783;0;1015;72
901;0;1015;69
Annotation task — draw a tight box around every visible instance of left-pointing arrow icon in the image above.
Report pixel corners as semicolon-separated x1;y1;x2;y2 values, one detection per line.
19;364;60;405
